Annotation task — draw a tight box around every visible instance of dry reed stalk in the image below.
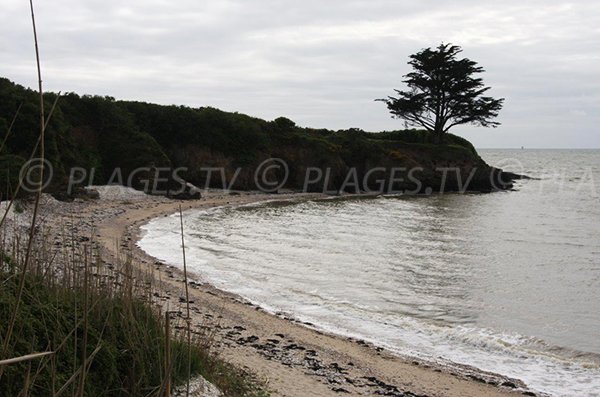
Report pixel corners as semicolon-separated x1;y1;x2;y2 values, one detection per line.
23;362;32;397
165;311;172;397
178;204;192;397
28;297;102;388
51;342;57;397
76;246;89;397
54;344;102;397
0;0;46;366
0;102;22;154
0;351;55;367
0;93;60;231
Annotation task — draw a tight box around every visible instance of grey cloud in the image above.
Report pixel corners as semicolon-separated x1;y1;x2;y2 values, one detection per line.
1;0;599;147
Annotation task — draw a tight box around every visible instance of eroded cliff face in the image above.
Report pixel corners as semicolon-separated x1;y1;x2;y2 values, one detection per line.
166;142;513;195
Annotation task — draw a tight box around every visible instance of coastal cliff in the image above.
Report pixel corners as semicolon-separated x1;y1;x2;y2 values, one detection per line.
0;77;518;199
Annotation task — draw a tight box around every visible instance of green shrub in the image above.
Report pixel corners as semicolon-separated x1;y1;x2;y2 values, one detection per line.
0;268;266;396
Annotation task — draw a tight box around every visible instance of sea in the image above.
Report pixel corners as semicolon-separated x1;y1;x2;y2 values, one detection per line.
138;149;600;397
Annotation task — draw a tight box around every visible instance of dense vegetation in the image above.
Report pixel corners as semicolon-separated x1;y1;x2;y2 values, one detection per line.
0;272;195;396
0;238;266;397
0;77;507;199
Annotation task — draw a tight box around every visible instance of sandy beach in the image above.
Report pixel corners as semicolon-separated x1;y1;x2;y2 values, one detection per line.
10;189;532;397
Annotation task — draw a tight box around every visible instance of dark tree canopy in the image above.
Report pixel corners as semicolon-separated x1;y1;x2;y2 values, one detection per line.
379;43;504;143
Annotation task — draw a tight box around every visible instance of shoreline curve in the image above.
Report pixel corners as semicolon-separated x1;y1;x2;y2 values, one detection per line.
96;190;531;397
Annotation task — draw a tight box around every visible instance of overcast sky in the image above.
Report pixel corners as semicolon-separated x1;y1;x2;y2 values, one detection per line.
2;0;599;148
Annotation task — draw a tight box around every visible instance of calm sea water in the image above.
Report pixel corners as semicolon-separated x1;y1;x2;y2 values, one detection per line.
139;149;600;397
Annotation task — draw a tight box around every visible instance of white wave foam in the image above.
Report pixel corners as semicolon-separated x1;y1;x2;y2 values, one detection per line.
138;199;600;397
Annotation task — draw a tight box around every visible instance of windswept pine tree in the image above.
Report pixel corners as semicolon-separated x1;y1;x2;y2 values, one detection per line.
379;44;504;143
